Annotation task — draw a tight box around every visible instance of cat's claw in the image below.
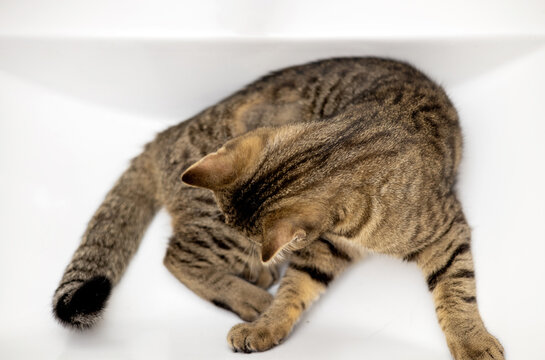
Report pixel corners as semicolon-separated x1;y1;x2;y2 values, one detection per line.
227;322;288;353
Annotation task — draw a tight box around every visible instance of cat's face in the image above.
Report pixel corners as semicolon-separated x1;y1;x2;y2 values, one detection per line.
182;126;329;263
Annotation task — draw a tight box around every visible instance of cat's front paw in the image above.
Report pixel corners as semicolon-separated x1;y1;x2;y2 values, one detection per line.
227;321;288;353
230;290;273;322
254;264;280;289
449;332;504;360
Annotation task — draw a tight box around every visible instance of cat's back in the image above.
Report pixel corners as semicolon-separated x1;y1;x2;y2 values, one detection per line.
246;57;462;161
263;57;463;180
152;57;461;201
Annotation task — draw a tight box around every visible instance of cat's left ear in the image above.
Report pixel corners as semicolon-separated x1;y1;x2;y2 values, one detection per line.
181;135;264;190
181;148;236;190
261;219;307;263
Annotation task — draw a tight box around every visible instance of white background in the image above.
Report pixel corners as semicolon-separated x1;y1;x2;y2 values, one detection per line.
1;1;544;359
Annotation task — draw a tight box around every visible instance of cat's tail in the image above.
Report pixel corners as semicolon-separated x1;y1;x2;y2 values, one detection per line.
52;149;160;329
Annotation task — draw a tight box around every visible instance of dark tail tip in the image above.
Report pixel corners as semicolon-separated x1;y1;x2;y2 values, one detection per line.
54;276;112;329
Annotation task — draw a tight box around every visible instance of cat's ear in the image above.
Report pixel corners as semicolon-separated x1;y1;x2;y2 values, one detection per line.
261;219;307;263
181;148;237;190
182;135;264;190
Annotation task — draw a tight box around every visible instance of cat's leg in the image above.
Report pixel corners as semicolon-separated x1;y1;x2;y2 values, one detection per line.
163;212;278;321
413;216;504;360
165;250;272;321
228;237;357;352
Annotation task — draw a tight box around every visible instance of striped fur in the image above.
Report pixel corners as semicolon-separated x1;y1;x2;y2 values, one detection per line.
53;57;502;359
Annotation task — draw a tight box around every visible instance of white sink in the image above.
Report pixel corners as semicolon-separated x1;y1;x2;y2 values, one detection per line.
1;1;544;359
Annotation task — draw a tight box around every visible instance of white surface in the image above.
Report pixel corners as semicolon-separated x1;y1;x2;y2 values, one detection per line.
1;0;545;38
1;1;545;359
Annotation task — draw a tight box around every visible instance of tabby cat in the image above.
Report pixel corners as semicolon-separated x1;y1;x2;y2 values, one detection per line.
53;57;504;359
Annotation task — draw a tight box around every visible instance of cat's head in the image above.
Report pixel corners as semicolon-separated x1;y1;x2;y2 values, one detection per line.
181;125;334;263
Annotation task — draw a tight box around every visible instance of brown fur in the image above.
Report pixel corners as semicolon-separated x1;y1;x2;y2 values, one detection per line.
53;57;503;359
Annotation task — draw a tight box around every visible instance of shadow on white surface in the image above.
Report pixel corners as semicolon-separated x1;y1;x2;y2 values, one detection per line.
0;36;544;121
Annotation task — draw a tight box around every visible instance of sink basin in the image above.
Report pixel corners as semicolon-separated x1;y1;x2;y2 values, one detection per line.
1;1;544;359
